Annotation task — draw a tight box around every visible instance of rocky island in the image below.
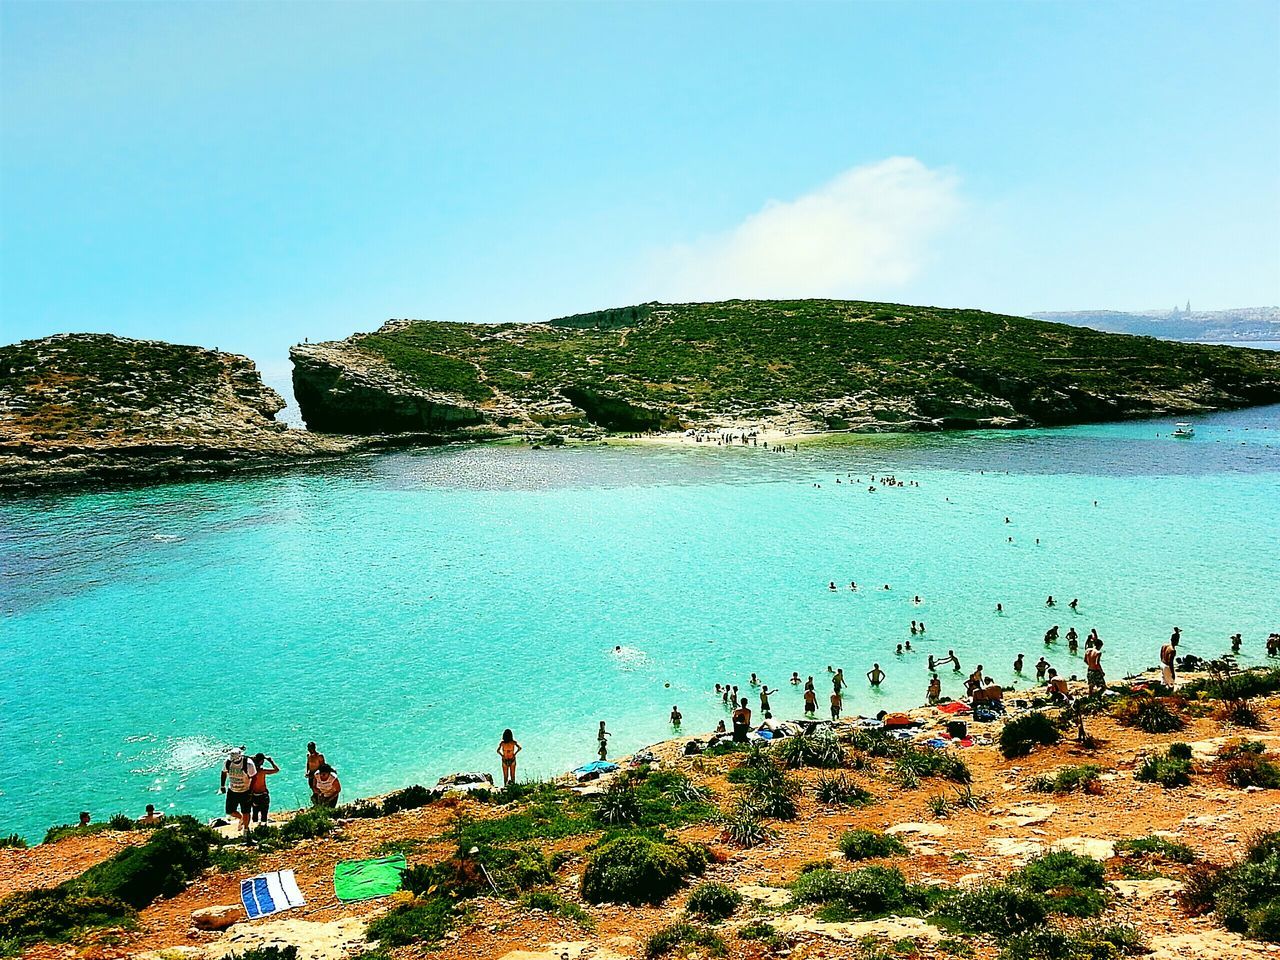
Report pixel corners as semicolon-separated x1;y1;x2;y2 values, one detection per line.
0;334;370;490
291;300;1280;438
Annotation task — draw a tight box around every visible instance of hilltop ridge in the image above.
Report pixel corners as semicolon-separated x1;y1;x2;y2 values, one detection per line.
290;299;1280;438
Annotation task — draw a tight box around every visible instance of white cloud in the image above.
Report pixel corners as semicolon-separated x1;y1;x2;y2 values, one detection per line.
651;157;961;301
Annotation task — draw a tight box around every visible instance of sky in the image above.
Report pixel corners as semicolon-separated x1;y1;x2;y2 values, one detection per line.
2;1;1279;375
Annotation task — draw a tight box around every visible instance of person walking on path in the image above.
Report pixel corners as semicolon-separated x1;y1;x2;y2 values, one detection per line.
497;729;522;786
220;747;257;834
249;753;279;825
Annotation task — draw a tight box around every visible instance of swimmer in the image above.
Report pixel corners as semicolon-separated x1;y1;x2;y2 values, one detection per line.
1035;656;1050;681
805;675;815;692
1231;633;1242;654
911;620;919;635
1046;595;1056;607
1044;625;1059;644
928;654;938;671
849;581;858;591
759;685;777;712
670;705;682;727
833;668;846;693
1013;653;1025;674
1069;598;1079;611
1008;536;1013;543
996;602;1003;613
749;673;759;687
919;621;926;634
884;584;891;590
913;595;922;605
803;686;818;715
790;672;801;685
867;664;885;687
830;690;842;719
904;639;912;651
829;581;837;591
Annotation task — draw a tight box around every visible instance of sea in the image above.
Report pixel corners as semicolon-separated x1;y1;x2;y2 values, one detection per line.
2;400;1279;841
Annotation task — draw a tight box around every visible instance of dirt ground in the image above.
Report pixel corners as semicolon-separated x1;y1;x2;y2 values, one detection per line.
7;685;1280;960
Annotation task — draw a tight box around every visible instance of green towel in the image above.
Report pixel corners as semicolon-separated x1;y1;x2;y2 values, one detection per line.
334;854;407;901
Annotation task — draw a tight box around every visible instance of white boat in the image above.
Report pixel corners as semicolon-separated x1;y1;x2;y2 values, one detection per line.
1172;423;1195;438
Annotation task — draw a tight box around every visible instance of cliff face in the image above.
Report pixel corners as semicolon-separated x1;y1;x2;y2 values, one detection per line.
290;301;1280;437
0;334;362;489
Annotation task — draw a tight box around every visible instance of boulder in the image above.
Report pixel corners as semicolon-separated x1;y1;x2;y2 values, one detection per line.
192;904;244;930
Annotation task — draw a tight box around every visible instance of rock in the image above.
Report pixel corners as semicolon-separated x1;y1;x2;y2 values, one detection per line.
191;904;244;931
1148;929;1274;959
987;838;1044;859
209;918;367;960
735;884;791;907
771;914;944;943
993;803;1056;828
885;822;949;837
1050;836;1115;859
1110;878;1184;900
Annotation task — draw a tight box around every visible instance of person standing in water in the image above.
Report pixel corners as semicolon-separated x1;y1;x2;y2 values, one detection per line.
597;721;611;759
732;698;752;742
312;764;341;807
1035;656;1050;681
305;742;325;794
867;664;885;687
803;686;818;716
759;684;777;713
926;674;942;704
669;705;683;728
497;729;522;785
1014;653;1025;674
830;690;842;719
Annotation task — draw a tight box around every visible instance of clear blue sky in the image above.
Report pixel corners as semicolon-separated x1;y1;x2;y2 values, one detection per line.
3;1;1278;372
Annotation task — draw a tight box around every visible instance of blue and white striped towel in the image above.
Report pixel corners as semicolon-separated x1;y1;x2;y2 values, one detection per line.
240;869;306;919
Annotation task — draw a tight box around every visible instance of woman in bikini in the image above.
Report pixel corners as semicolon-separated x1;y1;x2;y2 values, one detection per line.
497;729;522;786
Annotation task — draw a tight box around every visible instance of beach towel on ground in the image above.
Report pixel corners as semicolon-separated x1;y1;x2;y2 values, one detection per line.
334;855;407;901
572;760;619;780
938;702;971;715
240;869;305;919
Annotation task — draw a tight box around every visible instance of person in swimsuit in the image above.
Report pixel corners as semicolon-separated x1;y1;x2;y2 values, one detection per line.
1035;656;1050;681
1084;640;1105;694
830;690;842;719
597;722;610;760
759;685;777;713
926;674;942;704
1069;598;1079;611
249;753;279;825
497;729;522;786
867;664;885;687
305;742;325;793
996;603;1003;613
670;706;683;727
1013;653;1025;674
731;698;752;742
138;804;164;826
803;687;818;715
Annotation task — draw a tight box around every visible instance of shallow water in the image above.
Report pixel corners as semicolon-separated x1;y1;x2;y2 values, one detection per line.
3;405;1280;839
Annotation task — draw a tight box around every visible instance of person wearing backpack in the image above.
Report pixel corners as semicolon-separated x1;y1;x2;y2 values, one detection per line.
219;747;257;833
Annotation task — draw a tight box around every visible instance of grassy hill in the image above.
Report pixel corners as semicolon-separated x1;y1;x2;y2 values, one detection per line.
293;300;1280;434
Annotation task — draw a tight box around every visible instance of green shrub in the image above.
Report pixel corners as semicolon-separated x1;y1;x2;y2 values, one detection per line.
1010;851;1107;917
838;830;907;862
0;835;27;849
0;888;134;951
719;805;775;849
927;794;951;818
107;814;134;831
733;763;800;820
892;745;972;784
247;807;335;852
1117;696;1186;733
595;778;643;826
381;785;435;815
790;866;933;918
935;885;1049;936
685;882;742;921
1168;742;1193;760
1183;667;1280;701
365;896;457;946
1202;831;1280;940
69;818;218;909
580;834;708;906
1220;741;1280;789
814;773;875;807
1001;923;1147;960
520;890;593;927
738;918;785;948
644;921;726;959
773;733;847;769
1030;764;1102;794
1136;750;1193;788
1116;835;1198;863
1000;713;1061;759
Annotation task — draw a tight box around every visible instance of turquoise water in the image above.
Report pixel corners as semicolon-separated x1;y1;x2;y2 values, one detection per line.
3;406;1280;840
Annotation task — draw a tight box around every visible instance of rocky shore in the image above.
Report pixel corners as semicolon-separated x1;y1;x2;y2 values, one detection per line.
3;665;1278;960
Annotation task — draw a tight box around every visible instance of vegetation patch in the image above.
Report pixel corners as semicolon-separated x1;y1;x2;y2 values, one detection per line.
934;886;1049;936
1008;851;1108;917
684;882;742;921
644;921;726;959
1001;923;1147;960
790;866;937;919
1181;831;1280;942
580;833;708;906
68;818;219;909
0;888;135;954
1000;713;1061;759
365;896;458;947
838;830;908;862
815;772;876;807
1116;695;1187;734
1218;740;1280;789
1116;835;1198;864
1029;764;1102;794
1136;746;1194;789
520;891;594;928
773;732;847;769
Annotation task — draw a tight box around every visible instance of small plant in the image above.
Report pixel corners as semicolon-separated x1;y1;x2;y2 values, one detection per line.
935;885;1049;936
1220;740;1280;789
381;785;435;815
685;882;742;921
927;794;951;818
1001;923;1147;959
734;763;800;820
1000;712;1061;759
1136;749;1193;788
0;834;27;849
738;918;786;949
365;896;457;946
1116;695;1186;734
595;778;643;825
838;829;908;861
790;866;934;917
1029;764;1102;794
1116;834;1198;863
107;814;135;831
951;784;989;810
1010;850;1107;917
814;772;875;807
520;890;594;927
644;921;726;959
227;947;299;960
773;732;847;769
719;804;776;848
580;833;707;906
